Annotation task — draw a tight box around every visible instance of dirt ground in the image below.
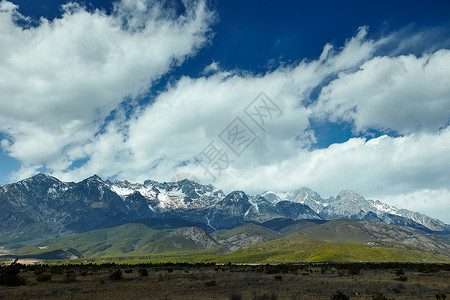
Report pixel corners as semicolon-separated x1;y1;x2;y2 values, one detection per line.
0;264;449;299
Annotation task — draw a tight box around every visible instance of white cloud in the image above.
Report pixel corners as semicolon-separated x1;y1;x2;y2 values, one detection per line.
47;27;380;184
314;49;450;134
0;0;214;170
202;61;220;74
220;128;450;194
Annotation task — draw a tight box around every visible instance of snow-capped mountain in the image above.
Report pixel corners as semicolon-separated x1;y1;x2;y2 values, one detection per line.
107;179;225;211
260;188;449;232
0;173;448;244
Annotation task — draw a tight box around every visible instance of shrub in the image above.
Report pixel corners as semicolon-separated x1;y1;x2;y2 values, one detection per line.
436;292;447;300
34;268;45;275
274;275;283;281
394;275;407;282
204;280;216;287
50;267;64;275
64;273;77;283
109;268;122;281
0;261;26;286
36;273;52;282
347;265;361;275
229;293;242;300
395;269;405;276
372;292;390;300
124;269;133;274
331;290;349;300
138;268;149;277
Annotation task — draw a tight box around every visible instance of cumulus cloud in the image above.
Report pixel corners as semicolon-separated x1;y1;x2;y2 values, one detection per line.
314;49;450;134
0;0;214;172
47;26;381;184
219;128;450;194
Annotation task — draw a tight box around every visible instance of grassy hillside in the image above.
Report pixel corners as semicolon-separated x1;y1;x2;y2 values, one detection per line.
269;219;327;236
130;235;220;256
296;219;450;254
212;223;281;241
224;237;450;263
7;220;450;264
15;223;167;258
14;223;224;259
297;219;375;243
118;237;450;264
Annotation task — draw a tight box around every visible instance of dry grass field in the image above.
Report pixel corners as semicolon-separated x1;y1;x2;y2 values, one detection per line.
0;263;449;299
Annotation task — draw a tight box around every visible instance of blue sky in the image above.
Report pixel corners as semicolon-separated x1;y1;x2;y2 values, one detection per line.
0;0;449;222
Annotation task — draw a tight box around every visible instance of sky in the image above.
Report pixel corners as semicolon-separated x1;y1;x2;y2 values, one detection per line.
0;0;449;222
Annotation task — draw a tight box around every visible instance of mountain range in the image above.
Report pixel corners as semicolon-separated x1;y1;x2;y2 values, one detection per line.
0;173;449;262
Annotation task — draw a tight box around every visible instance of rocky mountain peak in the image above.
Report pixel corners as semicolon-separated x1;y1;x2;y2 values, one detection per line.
84;174;104;183
20;173;61;185
224;191;248;202
336;189;365;201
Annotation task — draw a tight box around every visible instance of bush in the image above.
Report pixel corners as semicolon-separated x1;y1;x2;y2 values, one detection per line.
36;273;52;282
34;268;45;275
64;272;77;283
50;267;64;275
347;265;361;275
204;280;216;287
138;268;149;277
0;261;26;286
274;275;282;281
109;268;122;281
394;275;408;282
229;293;242;300
124;269;133;274
331;290;349;300
395;269;405;276
372;292;390;300
436;292;447;300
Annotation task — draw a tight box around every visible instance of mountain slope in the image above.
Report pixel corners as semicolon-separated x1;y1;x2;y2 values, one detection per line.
212;223;281;252
297;219;450;253
261;218;327;235
5;219;450;262
14;223;165;258
223;236;450;263
12;223;222;258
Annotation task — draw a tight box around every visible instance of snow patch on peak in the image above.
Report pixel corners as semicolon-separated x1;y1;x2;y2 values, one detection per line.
110;185;134;196
371;201;400;216
137;187;157;199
